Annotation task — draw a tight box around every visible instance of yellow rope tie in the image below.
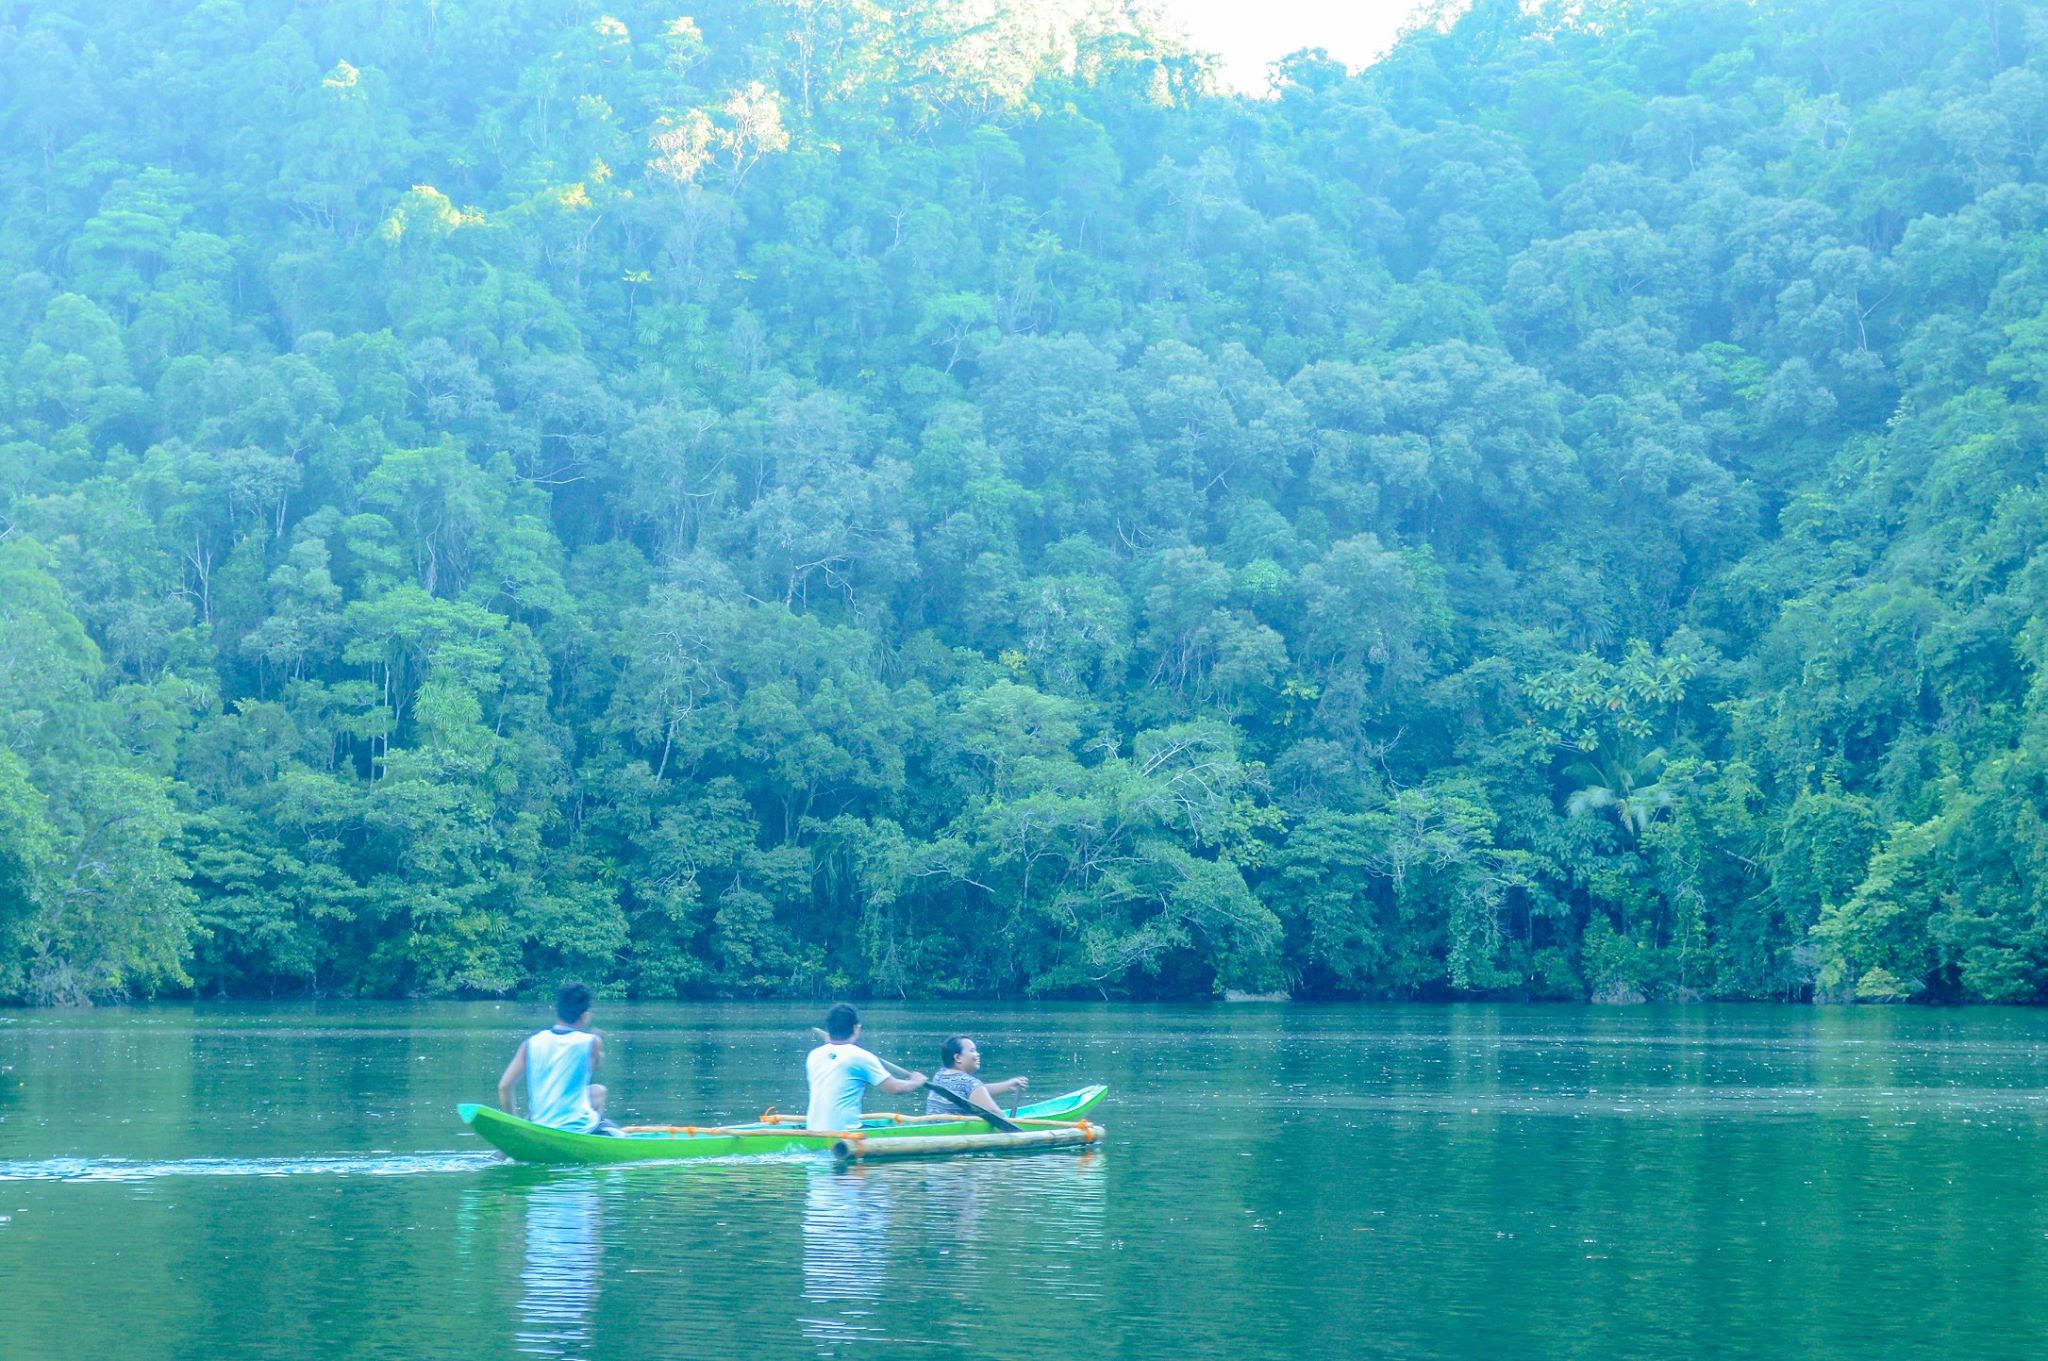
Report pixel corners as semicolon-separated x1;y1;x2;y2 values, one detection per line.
620;1124;824;1137
756;1111;958;1127
624;1109;1000;1136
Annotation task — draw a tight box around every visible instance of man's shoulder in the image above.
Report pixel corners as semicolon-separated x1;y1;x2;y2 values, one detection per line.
817;1043;887;1076
807;1043;863;1070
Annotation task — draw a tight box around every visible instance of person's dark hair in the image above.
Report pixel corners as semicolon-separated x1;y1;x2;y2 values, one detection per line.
941;1035;970;1069
825;1002;859;1042
555;981;594;1024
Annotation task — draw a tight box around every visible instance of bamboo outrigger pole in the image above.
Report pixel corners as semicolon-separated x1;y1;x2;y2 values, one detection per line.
833;1123;1104;1161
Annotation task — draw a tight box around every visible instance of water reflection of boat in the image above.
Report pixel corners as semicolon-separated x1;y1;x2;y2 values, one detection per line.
795;1146;1110;1350
799;1163;889;1354
516;1176;603;1360
909;1151;1109;1305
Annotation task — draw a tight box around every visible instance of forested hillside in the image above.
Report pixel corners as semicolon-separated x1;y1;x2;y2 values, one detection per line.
2;0;2044;1004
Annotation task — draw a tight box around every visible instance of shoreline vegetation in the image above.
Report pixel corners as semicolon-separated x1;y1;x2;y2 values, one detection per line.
3;0;2045;1007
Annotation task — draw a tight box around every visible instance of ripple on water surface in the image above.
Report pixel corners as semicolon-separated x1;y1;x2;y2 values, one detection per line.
7;1001;2048;1361
0;1152;502;1182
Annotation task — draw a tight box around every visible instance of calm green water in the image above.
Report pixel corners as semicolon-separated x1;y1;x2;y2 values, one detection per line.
3;1003;2047;1359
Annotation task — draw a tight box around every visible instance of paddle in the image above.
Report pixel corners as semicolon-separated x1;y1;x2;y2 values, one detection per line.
808;1027;1023;1133
920;1071;1024;1133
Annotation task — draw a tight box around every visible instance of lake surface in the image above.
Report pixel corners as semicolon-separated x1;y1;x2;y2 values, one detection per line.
3;1002;2047;1359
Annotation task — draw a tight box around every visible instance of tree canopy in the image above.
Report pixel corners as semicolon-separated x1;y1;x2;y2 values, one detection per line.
3;0;2046;1005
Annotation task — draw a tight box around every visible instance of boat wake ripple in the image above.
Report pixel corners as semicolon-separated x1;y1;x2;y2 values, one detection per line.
0;1152;501;1182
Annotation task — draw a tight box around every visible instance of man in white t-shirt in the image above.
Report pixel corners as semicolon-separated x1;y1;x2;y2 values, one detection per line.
805;1003;925;1131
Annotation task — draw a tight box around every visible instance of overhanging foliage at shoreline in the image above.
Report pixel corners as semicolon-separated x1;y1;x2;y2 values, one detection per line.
2;0;2045;1004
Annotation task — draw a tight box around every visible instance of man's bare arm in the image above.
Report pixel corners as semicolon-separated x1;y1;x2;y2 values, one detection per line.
497;1041;527;1113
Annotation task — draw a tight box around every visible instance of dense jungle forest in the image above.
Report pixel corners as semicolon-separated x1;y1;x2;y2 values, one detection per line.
1;0;2045;1005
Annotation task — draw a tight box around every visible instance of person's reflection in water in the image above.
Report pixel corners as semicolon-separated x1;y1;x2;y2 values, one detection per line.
800;1162;890;1355
919;1152;1109;1315
516;1175;603;1360
916;1159;985;1242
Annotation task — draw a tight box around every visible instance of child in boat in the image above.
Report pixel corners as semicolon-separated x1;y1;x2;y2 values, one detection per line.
497;982;622;1135
805;1003;926;1131
925;1035;1030;1117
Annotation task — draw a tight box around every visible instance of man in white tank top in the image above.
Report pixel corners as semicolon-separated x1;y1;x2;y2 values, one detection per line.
495;982;621;1134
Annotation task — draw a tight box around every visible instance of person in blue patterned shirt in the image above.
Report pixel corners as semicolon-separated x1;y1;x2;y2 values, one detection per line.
924;1035;1029;1117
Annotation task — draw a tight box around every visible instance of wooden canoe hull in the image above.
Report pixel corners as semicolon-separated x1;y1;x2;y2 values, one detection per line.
459;1084;1108;1165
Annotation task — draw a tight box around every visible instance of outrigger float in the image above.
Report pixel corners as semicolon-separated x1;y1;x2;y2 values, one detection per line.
459;1084;1108;1166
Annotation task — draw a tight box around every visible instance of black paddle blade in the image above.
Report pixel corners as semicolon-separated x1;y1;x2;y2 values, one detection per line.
925;1078;1021;1133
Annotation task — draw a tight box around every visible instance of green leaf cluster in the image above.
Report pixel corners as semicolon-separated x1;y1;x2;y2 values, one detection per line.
3;0;2047;1004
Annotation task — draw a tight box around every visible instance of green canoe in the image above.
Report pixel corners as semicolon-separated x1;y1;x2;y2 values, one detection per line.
459;1084;1107;1165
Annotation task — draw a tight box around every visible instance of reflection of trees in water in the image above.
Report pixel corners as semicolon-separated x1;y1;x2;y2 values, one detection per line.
517;1176;603;1360
800;1164;888;1355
